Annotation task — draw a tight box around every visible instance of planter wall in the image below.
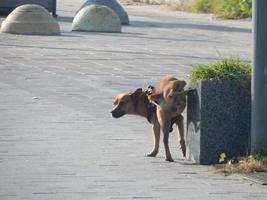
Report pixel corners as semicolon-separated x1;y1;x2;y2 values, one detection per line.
186;79;251;165
0;0;57;16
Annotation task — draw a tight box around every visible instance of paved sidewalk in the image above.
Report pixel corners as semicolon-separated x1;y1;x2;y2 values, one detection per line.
0;0;266;199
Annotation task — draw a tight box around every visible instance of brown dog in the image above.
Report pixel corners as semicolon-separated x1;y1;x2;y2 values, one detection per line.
111;76;187;162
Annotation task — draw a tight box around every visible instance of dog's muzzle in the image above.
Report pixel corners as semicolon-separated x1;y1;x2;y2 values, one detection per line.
111;110;125;118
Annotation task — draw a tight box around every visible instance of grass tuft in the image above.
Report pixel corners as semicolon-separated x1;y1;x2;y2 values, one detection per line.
189;58;251;85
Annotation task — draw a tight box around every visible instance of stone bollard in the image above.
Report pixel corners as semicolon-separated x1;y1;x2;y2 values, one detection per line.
0;4;60;35
72;5;122;33
77;0;129;25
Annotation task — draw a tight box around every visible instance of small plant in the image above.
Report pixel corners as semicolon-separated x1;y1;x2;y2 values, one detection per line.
219;153;227;163
216;155;267;174
189;58;251;85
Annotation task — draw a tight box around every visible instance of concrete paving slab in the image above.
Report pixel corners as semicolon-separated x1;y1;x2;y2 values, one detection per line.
242;173;267;185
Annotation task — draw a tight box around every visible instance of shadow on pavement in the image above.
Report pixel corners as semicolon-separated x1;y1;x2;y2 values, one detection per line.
130;20;251;33
1;43;215;61
57;16;74;23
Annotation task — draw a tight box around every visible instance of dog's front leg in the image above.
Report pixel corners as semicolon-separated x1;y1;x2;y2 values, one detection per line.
146;121;160;157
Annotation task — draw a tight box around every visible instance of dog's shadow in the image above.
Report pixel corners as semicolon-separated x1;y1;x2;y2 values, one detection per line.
147;156;197;165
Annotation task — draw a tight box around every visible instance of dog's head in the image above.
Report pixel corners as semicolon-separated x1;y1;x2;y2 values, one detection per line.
111;88;143;118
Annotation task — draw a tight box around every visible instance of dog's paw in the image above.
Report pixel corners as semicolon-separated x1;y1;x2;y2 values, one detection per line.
165;157;174;162
146;151;158;157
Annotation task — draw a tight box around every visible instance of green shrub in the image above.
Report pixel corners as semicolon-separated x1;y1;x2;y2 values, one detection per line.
189;58;251;84
192;0;215;13
193;0;252;19
239;0;252;18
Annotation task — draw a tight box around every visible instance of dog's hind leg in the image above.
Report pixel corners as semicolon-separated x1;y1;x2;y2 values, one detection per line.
156;109;173;162
146;122;160;157
162;123;173;162
175;115;186;157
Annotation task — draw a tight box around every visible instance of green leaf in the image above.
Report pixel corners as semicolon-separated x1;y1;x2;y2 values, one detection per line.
219;153;227;163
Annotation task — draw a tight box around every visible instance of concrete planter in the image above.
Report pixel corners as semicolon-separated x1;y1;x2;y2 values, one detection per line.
0;0;57;17
186;79;251;165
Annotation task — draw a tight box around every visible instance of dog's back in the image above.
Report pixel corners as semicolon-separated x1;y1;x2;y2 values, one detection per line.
148;76;186;114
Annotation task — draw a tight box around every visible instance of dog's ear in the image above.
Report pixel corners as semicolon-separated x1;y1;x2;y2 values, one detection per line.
131;88;142;102
132;88;142;95
113;97;119;106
